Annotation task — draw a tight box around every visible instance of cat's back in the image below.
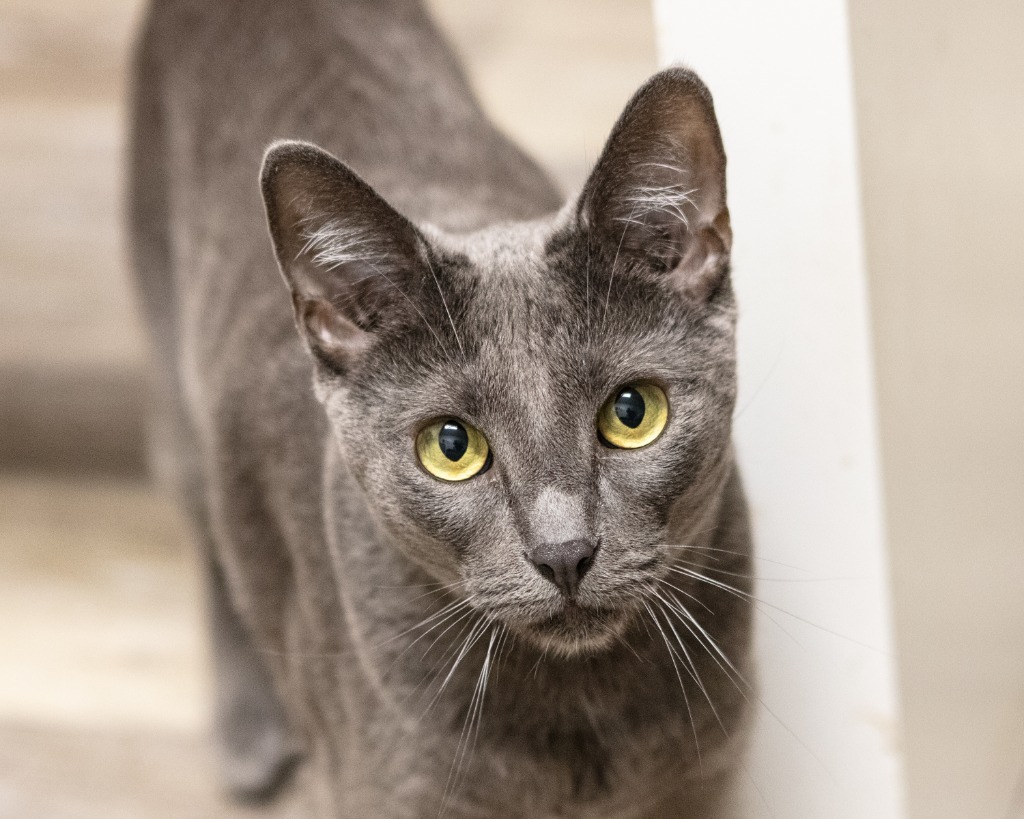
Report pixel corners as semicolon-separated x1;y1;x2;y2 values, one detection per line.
130;0;560;398
135;0;559;240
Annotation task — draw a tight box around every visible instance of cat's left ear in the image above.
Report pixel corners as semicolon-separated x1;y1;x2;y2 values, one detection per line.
579;67;732;303
261;140;431;373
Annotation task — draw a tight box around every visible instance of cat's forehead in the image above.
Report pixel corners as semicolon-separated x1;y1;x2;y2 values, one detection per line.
423;218;690;377
428;220;558;290
429;219;580;340
413;221;584;413
410;219;711;411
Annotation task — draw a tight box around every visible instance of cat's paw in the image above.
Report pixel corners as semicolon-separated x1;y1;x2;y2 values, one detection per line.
216;687;301;802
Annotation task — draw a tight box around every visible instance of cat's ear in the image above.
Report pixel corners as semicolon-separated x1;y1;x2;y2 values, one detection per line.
579;67;732;303
261;140;426;370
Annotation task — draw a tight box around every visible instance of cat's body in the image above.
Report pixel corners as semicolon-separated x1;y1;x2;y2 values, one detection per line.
129;1;754;816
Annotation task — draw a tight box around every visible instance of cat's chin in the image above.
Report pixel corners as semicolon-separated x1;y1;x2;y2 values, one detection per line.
515;602;629;658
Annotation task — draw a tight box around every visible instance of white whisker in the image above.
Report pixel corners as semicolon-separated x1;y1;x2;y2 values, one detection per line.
424;615;491;716
670;565;886;654
298;217;457;365
651;586;749;695
650;594;729;736
422;248;464;355
662;542;813;575
375;595;475;651
439;625;498;816
641;597;703;777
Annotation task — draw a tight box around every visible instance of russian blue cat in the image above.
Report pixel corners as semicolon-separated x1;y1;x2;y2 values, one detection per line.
129;1;754;815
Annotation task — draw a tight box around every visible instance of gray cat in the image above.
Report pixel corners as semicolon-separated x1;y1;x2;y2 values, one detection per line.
128;0;754;816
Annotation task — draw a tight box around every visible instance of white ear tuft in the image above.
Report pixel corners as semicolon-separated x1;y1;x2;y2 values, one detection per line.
260;141;428;371
580;68;732;303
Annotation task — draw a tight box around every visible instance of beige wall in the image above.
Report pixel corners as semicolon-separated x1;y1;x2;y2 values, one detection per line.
426;0;657;192
850;1;1024;816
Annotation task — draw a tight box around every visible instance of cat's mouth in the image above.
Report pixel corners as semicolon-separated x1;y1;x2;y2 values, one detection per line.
516;600;629;655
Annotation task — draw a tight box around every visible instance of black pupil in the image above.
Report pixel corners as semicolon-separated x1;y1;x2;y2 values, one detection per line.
614;388;646;429
437;421;469;462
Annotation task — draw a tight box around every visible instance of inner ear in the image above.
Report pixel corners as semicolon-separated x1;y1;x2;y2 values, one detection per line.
261;140;431;371
580;67;732;303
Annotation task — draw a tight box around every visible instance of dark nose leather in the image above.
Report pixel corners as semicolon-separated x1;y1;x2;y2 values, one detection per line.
527;539;598;596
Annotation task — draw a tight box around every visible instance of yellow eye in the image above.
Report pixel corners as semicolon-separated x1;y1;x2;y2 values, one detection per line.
598;383;669;449
416;418;491;481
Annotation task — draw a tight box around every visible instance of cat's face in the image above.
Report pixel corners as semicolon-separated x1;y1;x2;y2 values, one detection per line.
329;222;736;655
262;68;736;656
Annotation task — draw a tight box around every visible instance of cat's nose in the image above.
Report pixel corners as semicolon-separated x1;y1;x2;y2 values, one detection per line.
527;539;598;596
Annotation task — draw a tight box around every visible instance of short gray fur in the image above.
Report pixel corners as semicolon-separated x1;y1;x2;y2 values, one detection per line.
128;1;755;816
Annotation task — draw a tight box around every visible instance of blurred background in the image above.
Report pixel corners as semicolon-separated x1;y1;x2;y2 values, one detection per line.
0;0;1020;817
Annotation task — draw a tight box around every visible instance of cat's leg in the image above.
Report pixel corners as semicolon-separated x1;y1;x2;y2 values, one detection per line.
172;418;300;799
129;29;299;802
152;397;300;800
203;544;301;801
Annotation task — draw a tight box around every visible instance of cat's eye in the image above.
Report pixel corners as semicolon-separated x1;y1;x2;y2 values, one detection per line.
416;418;491;481
597;383;669;449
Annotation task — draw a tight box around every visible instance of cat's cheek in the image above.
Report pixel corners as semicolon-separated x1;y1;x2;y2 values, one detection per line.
595;441;716;549
594;473;664;552
596;444;680;511
381;467;505;559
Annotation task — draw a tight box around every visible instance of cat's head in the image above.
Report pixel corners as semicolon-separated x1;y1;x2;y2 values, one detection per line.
261;68;736;657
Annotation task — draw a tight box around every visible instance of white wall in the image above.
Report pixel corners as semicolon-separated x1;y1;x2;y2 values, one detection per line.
653;2;905;815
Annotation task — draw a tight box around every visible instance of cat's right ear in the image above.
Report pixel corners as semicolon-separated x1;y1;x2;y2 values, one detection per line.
579;67;732;304
261;140;425;372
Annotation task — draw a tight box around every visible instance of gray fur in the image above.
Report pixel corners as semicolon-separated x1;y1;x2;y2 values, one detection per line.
128;1;754;815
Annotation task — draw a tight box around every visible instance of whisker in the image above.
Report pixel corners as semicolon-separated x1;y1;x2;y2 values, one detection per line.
368;582;449;590
651;586;749;694
666;566;804;648
614;630;645;662
669;566;886;654
388;600;479;684
603;200;640;325
669;555;849;584
641;597;703;778
661;543;813;574
656;584;839;783
423;615;491;717
657;576;715;614
739;758;775;819
393;581;466;607
406;609;481;712
422;249;464;356
528;645;547;680
493;623;514;676
439;625;498;816
650;595;729;736
255;647;345;661
416;605;481;662
374;595;475;651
